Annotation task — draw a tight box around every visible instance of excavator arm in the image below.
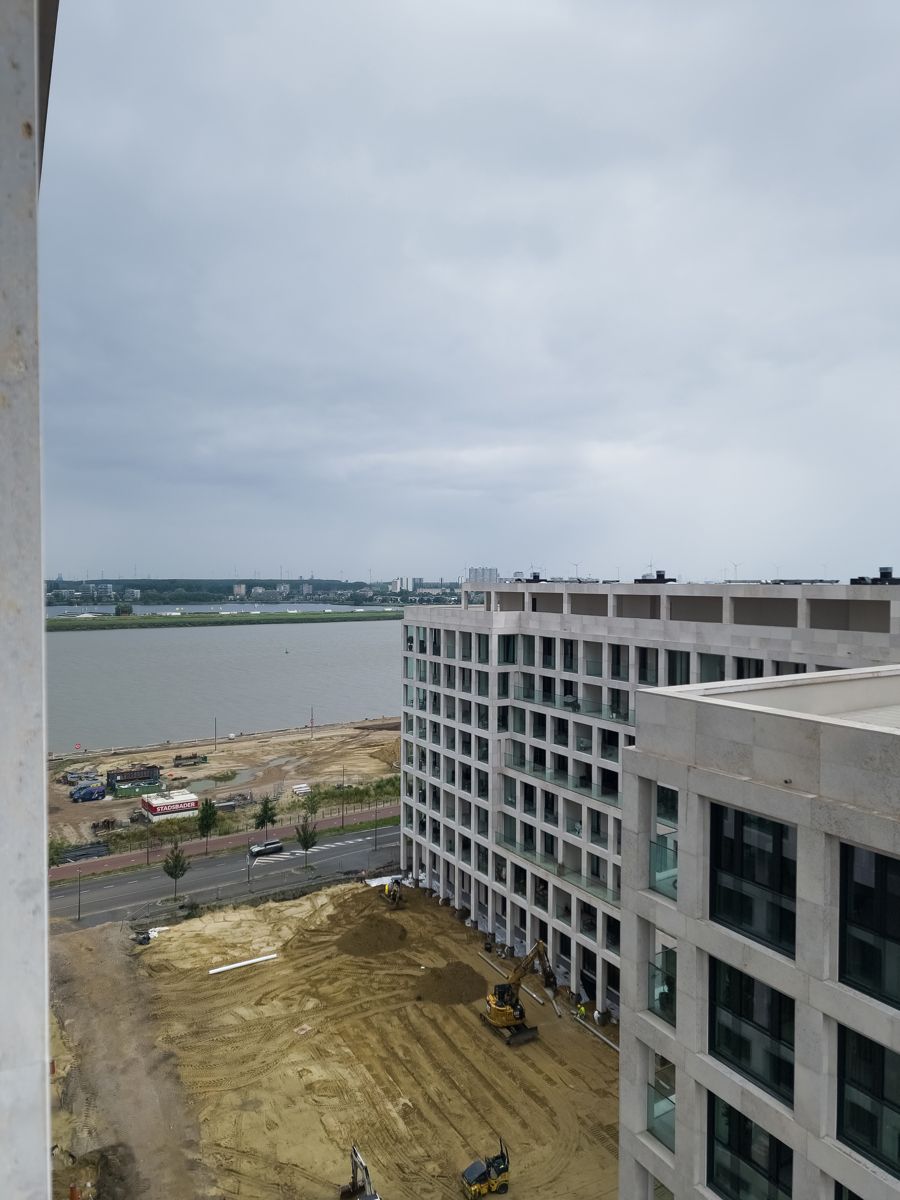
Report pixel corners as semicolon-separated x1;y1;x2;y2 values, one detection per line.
340;1145;381;1200
508;940;557;993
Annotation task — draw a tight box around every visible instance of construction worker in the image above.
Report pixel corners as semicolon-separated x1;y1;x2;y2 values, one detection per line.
577;1002;586;1020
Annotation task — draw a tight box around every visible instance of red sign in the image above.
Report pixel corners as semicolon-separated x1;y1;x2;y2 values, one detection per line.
74;743;81;750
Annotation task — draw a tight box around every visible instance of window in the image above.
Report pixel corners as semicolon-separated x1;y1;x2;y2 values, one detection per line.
610;643;629;681
541;637;556;669
839;1026;900;1179
637;646;658;685
699;653;726;683
647;1055;676;1151
477;633;490;664
834;1187;863;1200
710;960;794;1103
562;639;577;672
497;671;509;699
521;635;535;666
710;805;796;956
460;632;472;661
648;946;676;1026
656;785;678;828
444;630;456;658
774;661;804;676
708;1094;792;1199
499;634;517;665
840;844;900;1009
666;649;690;686
734;655;764;680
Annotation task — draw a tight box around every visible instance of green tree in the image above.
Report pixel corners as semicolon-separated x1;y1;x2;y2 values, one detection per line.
197;798;218;853
254;794;279;840
163;839;190;899
301;792;320;820
114;602;133;616
48;838;66;869
295;812;318;868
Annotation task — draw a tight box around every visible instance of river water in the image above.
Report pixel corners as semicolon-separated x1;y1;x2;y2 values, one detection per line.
46;620;402;754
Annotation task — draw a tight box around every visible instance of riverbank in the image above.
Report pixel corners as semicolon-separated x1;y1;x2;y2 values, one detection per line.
46;609;403;633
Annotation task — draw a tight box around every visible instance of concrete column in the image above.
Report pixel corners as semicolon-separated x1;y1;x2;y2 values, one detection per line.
0;2;50;1194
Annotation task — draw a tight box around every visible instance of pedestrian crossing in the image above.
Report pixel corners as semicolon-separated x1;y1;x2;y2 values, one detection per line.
251;837;372;865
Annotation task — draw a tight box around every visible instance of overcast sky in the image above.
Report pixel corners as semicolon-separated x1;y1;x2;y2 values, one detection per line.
40;2;900;583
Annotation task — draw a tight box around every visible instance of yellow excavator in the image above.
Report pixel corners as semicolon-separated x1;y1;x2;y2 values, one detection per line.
481;940;557;1046
339;1145;382;1200
382;879;402;908
461;1138;510;1198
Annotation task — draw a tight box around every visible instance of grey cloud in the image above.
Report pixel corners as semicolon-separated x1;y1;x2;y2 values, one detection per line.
38;1;900;581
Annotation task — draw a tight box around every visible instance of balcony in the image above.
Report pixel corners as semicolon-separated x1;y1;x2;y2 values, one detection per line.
648;949;677;1026
584;657;603;676
571;871;621;907
495;830;557;872
514;685;581;715
504;754;621;806
650;841;678;901
646;1083;675;1152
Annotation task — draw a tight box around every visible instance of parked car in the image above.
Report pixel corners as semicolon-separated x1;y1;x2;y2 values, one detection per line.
71;784;106;803
249;840;284;858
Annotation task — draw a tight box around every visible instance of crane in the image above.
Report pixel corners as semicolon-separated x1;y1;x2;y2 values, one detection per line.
481;940;557;1046
339;1145;382;1200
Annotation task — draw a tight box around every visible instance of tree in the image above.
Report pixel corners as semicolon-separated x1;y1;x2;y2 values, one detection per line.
301;792;320;820
114;602;133;616
254;794;279;840
163;839;190;899
295;812;318;868
197;798;218;853
48;838;66;869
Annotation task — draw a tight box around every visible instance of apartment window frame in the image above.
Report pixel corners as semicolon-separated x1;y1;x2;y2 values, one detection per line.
666;649;690;686
838;1025;900;1180
840;843;900;1010
707;1093;792;1200
710;804;797;958
709;958;795;1104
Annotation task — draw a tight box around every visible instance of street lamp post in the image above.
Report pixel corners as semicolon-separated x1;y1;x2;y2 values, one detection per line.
76;869;81;922
374;789;378;851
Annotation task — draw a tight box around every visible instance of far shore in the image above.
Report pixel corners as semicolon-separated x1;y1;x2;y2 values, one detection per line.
46;609;403;633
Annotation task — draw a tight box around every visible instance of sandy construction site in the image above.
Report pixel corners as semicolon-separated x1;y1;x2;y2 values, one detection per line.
49;718;400;845
51;883;619;1199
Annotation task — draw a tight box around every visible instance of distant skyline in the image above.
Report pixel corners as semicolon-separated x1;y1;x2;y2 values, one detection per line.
40;4;900;580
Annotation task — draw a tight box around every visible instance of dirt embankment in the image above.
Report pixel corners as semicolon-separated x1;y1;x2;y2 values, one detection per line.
51;885;619;1199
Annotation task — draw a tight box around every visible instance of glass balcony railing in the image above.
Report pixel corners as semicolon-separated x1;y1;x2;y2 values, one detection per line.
709;1145;791;1200
569;872;620;907
589;825;608;848
647;1083;675;1152
565;818;583;836
650;840;678;900
584;657;603;676
495;830;557;871
504;754;621;806
648;950;677;1026
513;685;634;724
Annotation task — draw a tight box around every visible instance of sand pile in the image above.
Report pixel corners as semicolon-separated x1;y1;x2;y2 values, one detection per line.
335;912;408;956
413;961;486;1006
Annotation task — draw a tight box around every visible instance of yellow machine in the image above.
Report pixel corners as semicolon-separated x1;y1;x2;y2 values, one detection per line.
382;879;402;907
461;1138;510;1198
339;1145;382;1200
481;941;557;1046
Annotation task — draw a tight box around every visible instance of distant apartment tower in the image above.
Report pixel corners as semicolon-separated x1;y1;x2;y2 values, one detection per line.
233;583;246;598
391;577;413;593
620;665;900;1199
122;588;141;601
399;578;900;1200
468;566;499;585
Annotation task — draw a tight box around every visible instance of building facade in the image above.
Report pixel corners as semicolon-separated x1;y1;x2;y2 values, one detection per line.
620;665;900;1199
399;580;900;1191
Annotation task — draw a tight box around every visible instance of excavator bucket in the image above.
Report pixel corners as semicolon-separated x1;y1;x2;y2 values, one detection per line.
339;1183;364;1200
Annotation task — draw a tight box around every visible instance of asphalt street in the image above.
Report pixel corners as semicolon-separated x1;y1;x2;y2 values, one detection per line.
49;825;401;928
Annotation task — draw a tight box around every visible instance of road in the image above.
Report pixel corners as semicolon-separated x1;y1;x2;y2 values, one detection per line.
50;825;401;928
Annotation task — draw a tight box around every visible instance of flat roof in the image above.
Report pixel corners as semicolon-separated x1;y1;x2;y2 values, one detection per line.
665;664;900;732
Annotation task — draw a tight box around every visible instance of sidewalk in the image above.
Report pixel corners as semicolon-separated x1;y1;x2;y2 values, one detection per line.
49;804;400;882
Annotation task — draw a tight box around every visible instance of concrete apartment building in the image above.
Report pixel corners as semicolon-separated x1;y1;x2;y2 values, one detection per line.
399;577;900;1200
621;665;900;1200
